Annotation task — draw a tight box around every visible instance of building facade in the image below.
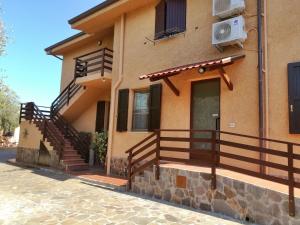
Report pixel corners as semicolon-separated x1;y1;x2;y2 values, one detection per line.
18;0;300;186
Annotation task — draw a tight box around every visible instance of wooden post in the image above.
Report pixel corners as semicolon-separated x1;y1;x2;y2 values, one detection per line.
155;130;161;180
74;59;79;79
19;104;23;124
128;151;132;190
211;130;217;190
101;48;105;76
67;85;70;105
43;120;47;141
288;143;295;217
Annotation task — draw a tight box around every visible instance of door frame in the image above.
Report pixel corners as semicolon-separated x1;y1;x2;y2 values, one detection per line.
189;78;221;163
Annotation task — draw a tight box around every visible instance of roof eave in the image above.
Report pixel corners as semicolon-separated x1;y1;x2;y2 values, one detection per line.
44;32;86;55
68;0;120;25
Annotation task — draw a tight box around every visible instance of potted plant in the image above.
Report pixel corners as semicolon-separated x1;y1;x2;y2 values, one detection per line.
91;132;108;170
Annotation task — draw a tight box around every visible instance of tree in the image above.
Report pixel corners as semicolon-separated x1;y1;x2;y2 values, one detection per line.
0;16;7;55
0;15;18;133
0;78;19;133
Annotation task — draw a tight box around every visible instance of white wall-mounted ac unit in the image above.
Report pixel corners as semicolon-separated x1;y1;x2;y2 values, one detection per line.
213;0;245;19
212;16;247;47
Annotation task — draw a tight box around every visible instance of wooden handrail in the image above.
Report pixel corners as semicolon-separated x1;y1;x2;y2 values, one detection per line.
19;102;65;158
125;129;300;216
51;112;90;162
51;78;82;114
74;48;113;60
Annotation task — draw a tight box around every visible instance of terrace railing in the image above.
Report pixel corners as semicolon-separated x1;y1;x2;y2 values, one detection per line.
74;48;113;78
126;129;300;217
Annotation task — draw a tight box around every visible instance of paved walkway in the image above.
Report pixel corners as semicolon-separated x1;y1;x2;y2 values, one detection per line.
0;149;251;225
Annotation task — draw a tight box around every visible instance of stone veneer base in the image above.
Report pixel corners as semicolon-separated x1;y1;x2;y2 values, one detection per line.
110;157;128;177
16;147;61;169
131;166;300;225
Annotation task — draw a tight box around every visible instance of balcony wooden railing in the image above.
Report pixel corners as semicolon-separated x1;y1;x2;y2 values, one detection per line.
74;48;113;78
126;129;300;217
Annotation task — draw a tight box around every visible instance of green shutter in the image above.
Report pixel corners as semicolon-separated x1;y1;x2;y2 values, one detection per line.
155;0;166;39
166;0;186;34
149;84;162;131
117;89;129;132
288;62;300;134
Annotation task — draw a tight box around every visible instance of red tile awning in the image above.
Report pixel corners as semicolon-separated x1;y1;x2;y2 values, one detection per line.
139;54;245;81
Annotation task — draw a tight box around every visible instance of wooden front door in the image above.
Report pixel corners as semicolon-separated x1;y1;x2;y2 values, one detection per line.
190;79;220;165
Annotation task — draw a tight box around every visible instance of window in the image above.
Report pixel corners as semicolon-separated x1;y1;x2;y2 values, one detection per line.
132;90;150;131
155;0;187;40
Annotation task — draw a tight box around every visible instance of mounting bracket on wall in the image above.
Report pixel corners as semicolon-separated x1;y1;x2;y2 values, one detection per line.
163;77;180;96
218;67;234;91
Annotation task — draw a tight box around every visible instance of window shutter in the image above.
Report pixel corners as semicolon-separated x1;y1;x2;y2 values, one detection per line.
155;0;166;39
149;83;162;131
166;0;186;34
288;63;300;134
117;89;129;132
95;101;106;133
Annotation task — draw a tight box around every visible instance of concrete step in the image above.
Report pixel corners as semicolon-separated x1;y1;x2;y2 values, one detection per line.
62;155;82;160
62;159;85;164
63;152;80;158
65;163;89;172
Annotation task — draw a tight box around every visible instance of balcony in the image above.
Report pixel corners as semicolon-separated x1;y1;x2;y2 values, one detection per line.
74;48;113;87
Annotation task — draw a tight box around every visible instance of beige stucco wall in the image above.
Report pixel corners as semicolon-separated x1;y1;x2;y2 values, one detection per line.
109;0;260;171
266;0;300;176
60;32;114;91
18;121;53;151
19;121;43;150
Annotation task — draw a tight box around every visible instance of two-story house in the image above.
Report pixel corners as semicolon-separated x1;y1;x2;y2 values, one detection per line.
17;0;300;223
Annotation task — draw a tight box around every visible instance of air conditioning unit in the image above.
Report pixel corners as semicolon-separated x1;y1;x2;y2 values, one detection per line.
213;0;245;19
212;16;247;48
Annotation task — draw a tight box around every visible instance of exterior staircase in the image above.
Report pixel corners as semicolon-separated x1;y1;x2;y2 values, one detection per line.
20;102;90;172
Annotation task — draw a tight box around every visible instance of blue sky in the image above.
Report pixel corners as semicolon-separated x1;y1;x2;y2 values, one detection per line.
0;0;103;106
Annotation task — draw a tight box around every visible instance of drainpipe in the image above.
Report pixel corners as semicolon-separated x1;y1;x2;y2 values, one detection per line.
106;14;125;175
263;0;270;174
257;0;265;174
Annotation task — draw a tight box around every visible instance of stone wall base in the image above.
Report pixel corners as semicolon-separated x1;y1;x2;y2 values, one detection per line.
16;147;61;169
132;166;300;225
110;157;127;177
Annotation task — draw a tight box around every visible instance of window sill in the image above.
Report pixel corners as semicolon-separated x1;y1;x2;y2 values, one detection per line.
129;130;151;134
154;31;186;43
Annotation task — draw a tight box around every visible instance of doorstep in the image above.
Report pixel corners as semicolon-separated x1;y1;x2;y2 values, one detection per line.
69;170;128;192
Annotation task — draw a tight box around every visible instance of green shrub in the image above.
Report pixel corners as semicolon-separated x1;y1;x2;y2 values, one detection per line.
92;132;108;165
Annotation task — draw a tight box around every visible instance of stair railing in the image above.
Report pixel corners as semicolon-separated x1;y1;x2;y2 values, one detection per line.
51;112;90;162
20;102;65;158
50;78;82;114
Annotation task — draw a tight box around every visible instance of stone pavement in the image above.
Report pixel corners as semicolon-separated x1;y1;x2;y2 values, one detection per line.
0;149;251;225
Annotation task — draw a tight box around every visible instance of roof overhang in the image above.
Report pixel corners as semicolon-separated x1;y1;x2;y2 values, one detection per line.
45;28;113;55
68;0;156;34
139;54;245;96
45;32;88;55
